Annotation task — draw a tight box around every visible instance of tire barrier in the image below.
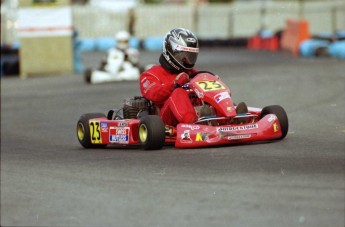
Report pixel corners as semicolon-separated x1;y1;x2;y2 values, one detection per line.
142;37;164;52
300;39;330;57
328;41;345;59
299;31;345;59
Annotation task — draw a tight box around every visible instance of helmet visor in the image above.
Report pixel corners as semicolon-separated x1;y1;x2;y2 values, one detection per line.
170;44;199;69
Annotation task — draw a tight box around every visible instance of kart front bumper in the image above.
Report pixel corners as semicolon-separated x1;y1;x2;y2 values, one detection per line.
175;114;283;148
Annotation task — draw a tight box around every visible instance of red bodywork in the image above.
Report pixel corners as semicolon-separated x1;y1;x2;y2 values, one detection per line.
175;113;282;148
89;108;282;148
87;118;140;146
87;73;285;148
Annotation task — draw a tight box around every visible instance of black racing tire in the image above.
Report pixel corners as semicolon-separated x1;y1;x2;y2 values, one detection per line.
107;109;124;120
84;68;92;83
77;113;107;148
138;115;165;150
260;105;289;139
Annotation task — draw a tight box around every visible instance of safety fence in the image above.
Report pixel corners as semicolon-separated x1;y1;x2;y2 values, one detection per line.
1;1;345;45
74;1;345;39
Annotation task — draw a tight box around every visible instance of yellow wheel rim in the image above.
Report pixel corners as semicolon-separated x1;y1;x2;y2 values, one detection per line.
139;124;148;142
77;122;85;141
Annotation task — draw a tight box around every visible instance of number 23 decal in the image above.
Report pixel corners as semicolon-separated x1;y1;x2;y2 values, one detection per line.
196;81;225;91
89;120;102;144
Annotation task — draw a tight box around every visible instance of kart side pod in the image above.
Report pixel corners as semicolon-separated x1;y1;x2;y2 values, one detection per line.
175;105;288;148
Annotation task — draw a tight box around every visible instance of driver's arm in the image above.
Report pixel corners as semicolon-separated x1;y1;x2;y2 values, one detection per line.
140;71;175;105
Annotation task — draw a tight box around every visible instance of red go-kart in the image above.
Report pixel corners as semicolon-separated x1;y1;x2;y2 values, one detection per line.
77;71;288;150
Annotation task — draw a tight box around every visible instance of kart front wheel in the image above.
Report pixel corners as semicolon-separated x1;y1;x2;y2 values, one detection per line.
260;105;289;139
139;115;165;150
77;113;107;148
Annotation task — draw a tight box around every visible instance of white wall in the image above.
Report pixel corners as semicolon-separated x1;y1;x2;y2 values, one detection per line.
75;0;345;39
72;5;129;38
134;5;194;38
1;0;345;45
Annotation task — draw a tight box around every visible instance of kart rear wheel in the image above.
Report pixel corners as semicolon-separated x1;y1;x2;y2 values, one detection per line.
260;105;289;139
139;115;165;150
77;113;107;148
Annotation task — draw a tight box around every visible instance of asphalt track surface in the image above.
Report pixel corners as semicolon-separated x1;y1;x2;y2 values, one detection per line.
1;48;345;227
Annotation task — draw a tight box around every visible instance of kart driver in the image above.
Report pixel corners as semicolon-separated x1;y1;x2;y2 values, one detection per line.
140;28;199;126
103;30;139;78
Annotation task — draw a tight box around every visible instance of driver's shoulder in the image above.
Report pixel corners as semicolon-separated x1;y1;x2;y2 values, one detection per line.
146;65;167;74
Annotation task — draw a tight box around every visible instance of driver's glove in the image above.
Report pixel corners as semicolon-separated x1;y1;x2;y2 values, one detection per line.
174;72;189;88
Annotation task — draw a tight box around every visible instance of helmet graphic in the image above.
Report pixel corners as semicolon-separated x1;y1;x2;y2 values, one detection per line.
162;28;199;71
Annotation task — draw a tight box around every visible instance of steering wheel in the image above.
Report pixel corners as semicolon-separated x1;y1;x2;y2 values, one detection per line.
189;71;216;79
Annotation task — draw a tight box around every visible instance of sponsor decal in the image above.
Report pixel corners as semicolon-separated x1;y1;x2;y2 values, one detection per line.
227;106;233;112
175;44;199;53
194;132;212;142
217;124;258;132
143;81;156;93
143;79;150;88
101;122;108;133
214;91;230;103
168;59;180;71
195;133;203;142
181;124;200;130
18;7;72;38
227;134;251;140
89;120;102;144
163;50;180;71
186;37;197;43
273;123;279;133
180;130;192;143
194;88;204;98
109;127;130;144
268;115;277;122
117;121;128;127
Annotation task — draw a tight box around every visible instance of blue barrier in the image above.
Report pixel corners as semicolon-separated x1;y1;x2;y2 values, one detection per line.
300;39;330;57
129;37;140;49
79;37;141;52
328;41;345;59
95;37;116;51
78;38;97;52
336;31;345;39
142;37;164;52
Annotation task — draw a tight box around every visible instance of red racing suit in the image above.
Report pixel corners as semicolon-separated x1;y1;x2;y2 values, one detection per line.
140;65;198;126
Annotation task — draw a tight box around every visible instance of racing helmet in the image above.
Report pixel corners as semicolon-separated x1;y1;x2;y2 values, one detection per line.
162;28;199;71
116;30;130;50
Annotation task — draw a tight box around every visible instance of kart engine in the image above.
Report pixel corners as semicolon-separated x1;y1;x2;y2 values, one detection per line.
123;97;151;119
